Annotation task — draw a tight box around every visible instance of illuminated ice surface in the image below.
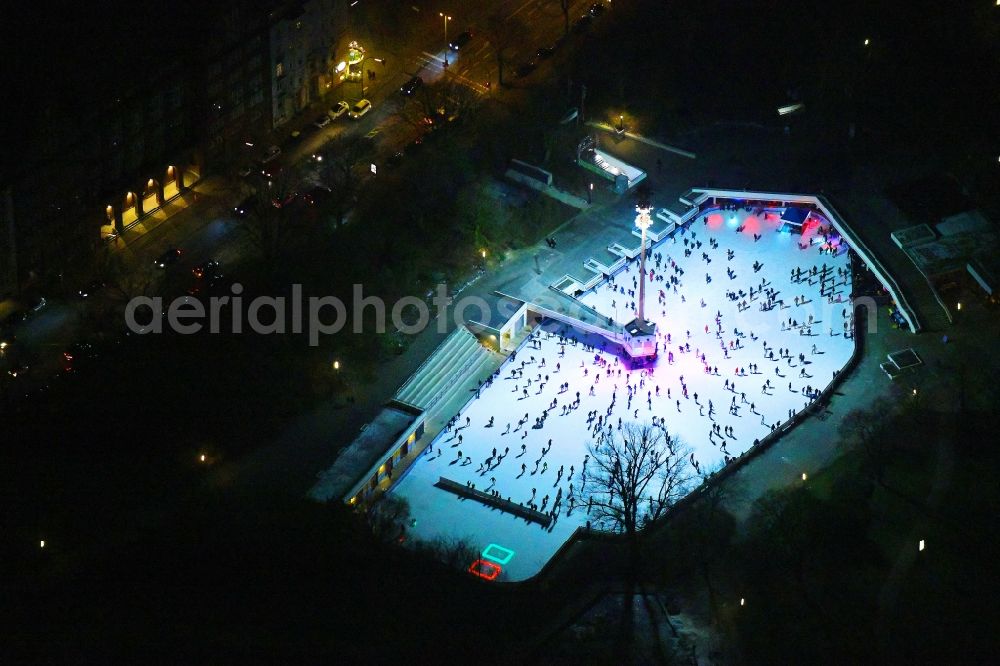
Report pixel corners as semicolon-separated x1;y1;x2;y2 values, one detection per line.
392;208;855;581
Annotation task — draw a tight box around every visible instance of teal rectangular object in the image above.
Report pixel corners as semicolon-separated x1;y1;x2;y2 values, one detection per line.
482;543;515;565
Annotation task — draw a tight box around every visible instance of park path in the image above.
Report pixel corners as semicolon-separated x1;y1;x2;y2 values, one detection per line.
873;417;956;644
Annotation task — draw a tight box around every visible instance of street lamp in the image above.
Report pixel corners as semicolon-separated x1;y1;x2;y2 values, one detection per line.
333;360;340;372
440;13;452;66
588;182;594;204
619;114;625;132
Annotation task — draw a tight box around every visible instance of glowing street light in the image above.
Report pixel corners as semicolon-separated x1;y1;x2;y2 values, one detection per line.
481;249;487;259
440;13;452;65
199;454;206;463
801;472;808;481
740;597;745;607
40;540;46;549
864;38;870;46
919;539;925;551
333;360;340;371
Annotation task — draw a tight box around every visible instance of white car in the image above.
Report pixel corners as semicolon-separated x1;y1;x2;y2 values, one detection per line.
313;114;332;129
348;99;372;119
328;101;350;120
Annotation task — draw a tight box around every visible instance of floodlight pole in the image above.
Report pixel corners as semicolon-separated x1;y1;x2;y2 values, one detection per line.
635;203;653;323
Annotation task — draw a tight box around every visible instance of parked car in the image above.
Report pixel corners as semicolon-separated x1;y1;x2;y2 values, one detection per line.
404;136;425;155
234;195;255;218
78;280;106;299
272;191;298;208
192;260;222;280
328;101;350;119
313;114;332;129
589;2;606;17
62;342;99;373
515;61;538;78
260;161;283;179
449;30;472;51
261;145;281;163
573;14;592;32
348;99;372;119
154;248;182;268
385;151;405;170
400;75;423;96
301;185;332;206
536;45;555;60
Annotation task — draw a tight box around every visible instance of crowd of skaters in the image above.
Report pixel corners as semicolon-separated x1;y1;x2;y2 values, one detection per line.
413;207;855;529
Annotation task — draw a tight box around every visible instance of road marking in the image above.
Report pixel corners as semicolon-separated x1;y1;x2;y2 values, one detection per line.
511;0;535;18
418;52;488;93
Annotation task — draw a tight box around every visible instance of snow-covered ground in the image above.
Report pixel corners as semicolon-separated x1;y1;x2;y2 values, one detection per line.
392;208;855;581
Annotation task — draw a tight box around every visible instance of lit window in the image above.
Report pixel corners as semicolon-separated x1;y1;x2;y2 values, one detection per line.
275;62;284;78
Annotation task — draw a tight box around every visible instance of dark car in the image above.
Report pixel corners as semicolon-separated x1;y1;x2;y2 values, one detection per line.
589;2;606;17
301;185;332;206
449;30;472;51
515;61;538;78
400;75;423;96
192;260;222;280
573;14;592;32
62;342;99;373
78;280;106;299
536;46;555;60
154;248;182;268
404;136;425;155
272;191;298;209
234;195;255;218
260;161;283;180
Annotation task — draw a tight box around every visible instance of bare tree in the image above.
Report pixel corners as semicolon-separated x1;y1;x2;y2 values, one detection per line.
235;174;300;269
481;13;529;87
585;422;693;561
420;536;480;572
837;394;896;487
98;247;157;302
365;494;411;544
318;135;374;228
395;79;482;132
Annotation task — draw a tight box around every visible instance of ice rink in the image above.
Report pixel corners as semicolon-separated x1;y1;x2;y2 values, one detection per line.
392;207;856;581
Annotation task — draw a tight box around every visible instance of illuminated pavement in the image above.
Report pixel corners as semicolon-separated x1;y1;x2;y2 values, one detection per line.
392;207;855;581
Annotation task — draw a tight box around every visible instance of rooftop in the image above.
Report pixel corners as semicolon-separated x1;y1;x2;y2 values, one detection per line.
309;401;423;503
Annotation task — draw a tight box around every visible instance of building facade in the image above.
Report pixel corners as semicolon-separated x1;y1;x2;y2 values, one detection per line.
0;0;350;296
268;0;342;128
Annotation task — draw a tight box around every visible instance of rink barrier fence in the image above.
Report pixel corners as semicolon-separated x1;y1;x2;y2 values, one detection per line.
515;292;869;587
